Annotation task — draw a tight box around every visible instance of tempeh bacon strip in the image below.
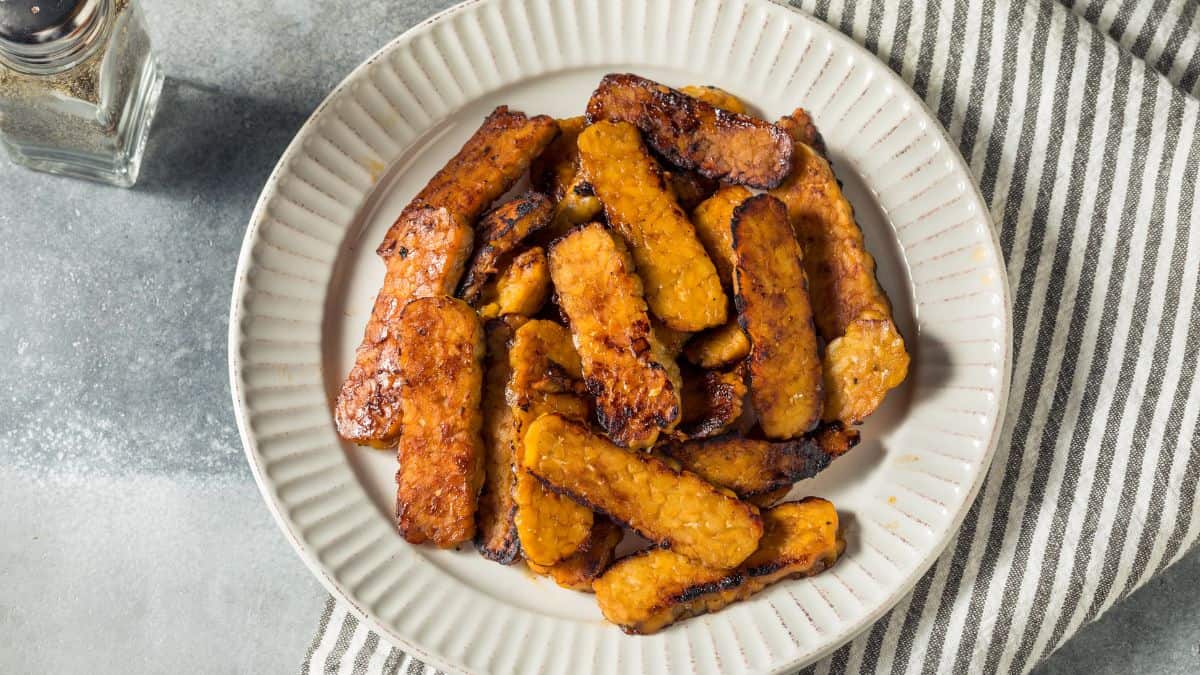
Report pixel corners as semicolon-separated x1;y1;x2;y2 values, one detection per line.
508;320;595;566
523;413;762;569
586;73;793;189
335;107;558;447
659;423;860;499
549;223;682;449
394;297;485;547
593;498;843;634
475;316;527;563
577;120;727;332
732;194;824;438
769;108;909;424
335;205;473;447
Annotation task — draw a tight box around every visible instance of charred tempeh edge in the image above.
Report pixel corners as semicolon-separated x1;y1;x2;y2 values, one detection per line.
593;498;843;634
732;194;824;438
335;107;558;447
679;84;749;115
523;414;762;569
459;191;554;304
660;423;860;499
577;120;727;332
586;73;793;189
678;366;747;439
812;421;862;458
549;223;682;449
475;316;527;564
395;297;485;547
508;320;594;566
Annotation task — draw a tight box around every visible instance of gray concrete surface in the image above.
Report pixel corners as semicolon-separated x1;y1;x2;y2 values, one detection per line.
0;0;1196;672
1034;548;1200;674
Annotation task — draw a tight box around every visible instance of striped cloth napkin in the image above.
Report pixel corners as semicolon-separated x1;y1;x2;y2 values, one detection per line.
304;0;1200;672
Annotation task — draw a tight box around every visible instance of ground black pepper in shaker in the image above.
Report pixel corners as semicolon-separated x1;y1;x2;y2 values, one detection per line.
0;0;162;187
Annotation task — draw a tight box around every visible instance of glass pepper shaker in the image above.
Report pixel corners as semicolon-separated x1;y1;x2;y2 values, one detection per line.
0;0;163;187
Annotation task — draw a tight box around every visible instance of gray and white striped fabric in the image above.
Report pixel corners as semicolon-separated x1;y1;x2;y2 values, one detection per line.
304;0;1200;672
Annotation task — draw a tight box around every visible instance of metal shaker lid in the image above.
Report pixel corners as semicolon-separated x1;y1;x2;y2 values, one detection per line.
0;0;108;73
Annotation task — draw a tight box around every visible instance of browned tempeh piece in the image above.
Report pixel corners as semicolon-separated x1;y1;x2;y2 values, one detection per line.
679;85;749;114
508;320;595;566
335;205;473;447
678;366;747;439
593;498;843;634
395;297;485;547
523;414;762;569
732;194;824;438
396;106;558;230
770;109;909;424
691;185;752;289
475;316;527;564
776;107;825;156
822;313;910;423
335;107;557;448
577;120;727;332
476;246;552;320
664;169;718;212
549;223;682;449
530;117;604;245
458;191;554;304
659;423;859;499
515;467;594;566
656;89;726;211
683;320;750;369
770;111;891;340
526;518;624;591
586;73;793;189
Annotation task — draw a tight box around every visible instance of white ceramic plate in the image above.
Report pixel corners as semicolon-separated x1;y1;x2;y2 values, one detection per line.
228;0;1011;672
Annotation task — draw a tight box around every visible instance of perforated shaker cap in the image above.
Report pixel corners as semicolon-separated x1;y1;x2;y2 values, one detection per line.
0;0;108;73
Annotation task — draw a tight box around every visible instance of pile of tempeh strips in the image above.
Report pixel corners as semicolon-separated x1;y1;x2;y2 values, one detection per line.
333;74;910;634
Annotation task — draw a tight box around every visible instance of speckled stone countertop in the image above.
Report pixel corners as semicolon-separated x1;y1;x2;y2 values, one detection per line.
1;1;1196;673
